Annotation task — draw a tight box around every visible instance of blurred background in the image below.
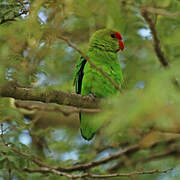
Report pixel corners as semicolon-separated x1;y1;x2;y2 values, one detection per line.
0;0;180;179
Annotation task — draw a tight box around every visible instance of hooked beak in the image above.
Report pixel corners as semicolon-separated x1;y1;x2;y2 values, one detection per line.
119;40;124;51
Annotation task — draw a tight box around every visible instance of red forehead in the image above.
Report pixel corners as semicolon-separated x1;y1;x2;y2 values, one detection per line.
114;32;122;40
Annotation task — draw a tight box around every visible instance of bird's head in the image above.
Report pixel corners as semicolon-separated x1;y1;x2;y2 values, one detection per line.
89;29;124;53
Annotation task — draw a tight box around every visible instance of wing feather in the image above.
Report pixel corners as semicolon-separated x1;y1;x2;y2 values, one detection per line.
74;57;87;94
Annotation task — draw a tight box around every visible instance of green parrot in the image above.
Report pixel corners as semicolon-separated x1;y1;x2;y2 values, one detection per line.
74;29;124;140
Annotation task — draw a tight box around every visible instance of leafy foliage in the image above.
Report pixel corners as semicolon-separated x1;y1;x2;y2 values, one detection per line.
0;0;180;179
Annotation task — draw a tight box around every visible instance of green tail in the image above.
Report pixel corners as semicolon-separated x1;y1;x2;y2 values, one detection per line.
80;113;100;140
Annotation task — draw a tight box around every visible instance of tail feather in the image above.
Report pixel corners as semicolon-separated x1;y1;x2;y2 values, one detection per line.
80;128;95;141
80;113;97;141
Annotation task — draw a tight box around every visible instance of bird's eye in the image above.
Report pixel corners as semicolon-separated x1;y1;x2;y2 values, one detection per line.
111;34;115;38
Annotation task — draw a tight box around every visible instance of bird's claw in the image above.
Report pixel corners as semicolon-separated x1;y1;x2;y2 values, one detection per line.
88;93;96;99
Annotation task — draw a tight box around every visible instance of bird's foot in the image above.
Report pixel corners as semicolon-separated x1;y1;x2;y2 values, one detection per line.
88;93;96;100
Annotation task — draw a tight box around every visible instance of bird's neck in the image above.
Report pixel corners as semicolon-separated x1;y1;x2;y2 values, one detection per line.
88;47;119;65
89;40;115;53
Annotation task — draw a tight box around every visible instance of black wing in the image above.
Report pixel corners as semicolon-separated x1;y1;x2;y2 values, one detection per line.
74;57;87;94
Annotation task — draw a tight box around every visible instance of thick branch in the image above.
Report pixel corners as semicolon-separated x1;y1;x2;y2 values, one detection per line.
141;9;169;67
0;82;99;108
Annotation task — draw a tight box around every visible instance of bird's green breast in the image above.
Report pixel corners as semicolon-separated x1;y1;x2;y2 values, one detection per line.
81;48;123;97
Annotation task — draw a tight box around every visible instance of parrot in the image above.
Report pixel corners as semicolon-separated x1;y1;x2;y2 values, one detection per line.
74;29;124;140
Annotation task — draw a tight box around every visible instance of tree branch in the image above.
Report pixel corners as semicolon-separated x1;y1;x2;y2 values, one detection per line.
13;99;101;129
0;10;29;24
15;100;101;115
144;7;180;18
2;134;176;179
55;145;139;172
23;167;172;179
58;35;123;93
108;144;178;173
0;82;99;108
141;8;169;67
10;142;139;173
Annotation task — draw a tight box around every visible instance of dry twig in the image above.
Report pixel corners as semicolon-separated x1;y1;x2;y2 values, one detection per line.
23;167;173;179
141;8;169;67
144;7;180;18
0;132;175;179
55;145;139;172
0;10;29;24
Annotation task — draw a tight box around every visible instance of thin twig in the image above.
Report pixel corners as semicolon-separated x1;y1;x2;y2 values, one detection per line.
24;167;173;179
0;124;6;145
108;147;177;173
55;145;139;172
8;168;12;180
9;143;139;172
121;0;180;18
0;10;29;24
144;7;180;18
58;36;123;93
141;8;169;67
1;136;174;179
